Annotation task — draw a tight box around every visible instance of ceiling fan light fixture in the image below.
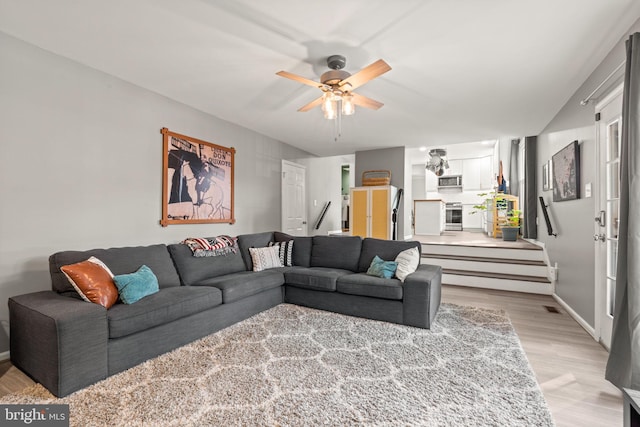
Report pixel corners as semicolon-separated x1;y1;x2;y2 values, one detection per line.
425;148;450;176
322;92;338;120
341;93;355;116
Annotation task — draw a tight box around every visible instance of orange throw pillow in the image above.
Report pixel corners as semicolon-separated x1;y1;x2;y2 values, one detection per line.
60;256;118;309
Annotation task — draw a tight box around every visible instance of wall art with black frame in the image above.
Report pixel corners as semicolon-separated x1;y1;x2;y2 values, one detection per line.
552;140;580;202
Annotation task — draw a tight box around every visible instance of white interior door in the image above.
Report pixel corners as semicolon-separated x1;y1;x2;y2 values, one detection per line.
281;160;307;236
595;84;623;349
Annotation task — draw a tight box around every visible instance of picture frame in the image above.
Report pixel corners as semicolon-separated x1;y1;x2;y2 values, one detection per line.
160;127;235;226
552;140;580;202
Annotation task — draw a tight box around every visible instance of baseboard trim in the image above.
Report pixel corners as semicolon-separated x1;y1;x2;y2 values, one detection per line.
0;351;10;362
553;294;597;341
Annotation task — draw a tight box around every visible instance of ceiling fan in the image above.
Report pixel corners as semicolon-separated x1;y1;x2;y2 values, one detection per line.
276;55;391;119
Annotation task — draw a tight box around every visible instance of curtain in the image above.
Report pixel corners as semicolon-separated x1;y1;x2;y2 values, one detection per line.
523;136;537;239
606;32;640;390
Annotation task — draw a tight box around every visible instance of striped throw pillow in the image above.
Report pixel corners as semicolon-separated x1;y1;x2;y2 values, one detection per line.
269;240;294;267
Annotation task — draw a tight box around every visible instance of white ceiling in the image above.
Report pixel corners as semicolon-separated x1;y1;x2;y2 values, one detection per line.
1;0;639;157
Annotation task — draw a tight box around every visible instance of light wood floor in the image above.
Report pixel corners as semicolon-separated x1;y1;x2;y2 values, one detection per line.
0;286;621;426
442;285;621;427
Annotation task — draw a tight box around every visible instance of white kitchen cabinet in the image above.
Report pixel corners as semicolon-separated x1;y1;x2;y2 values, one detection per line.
462;204;483;230
444;159;463;176
463;156;493;190
413;199;445;235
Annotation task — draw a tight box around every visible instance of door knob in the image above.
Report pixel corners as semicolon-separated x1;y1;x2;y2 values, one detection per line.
593;233;606;242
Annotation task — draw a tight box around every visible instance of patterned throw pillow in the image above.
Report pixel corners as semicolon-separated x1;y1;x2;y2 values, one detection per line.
394;247;420;282
113;265;160;304
268;240;294;267
60;256;119;309
249;246;284;271
366;256;398;279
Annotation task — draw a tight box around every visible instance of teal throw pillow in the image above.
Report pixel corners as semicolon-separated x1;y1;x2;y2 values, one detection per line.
366;256;398;279
113;265;159;304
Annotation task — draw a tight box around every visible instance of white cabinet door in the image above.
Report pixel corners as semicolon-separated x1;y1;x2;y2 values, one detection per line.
445;159;462;176
462;204;483;230
478;156;493;190
463;158;482;190
463;156;493;190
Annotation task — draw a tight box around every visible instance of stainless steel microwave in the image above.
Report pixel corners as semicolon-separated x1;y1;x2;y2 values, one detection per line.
438;175;462;189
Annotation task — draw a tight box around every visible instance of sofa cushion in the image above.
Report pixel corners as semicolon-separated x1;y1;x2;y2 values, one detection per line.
283;267;352;292
107;286;222;338
269;240;294;267
337;273;403;300
366;256;398;279
112;265;159;304
394;247;421;282
249;246;283;271
192;270;284;303
275;232;312;267
51;245;180;294
237;232;275;270
167;243;247;286
357;238;421;273
310;236;362;271
60;256;118;308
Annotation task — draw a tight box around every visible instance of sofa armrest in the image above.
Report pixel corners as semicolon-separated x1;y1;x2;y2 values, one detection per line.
9;291;108;397
402;264;442;329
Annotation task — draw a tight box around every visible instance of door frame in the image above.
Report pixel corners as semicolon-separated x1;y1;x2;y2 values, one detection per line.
281;160;307;236
594;83;623;349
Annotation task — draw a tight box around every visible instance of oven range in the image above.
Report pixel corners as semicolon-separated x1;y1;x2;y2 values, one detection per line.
445;202;463;231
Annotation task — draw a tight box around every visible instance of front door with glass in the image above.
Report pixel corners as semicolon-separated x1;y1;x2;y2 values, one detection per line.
595;84;623;349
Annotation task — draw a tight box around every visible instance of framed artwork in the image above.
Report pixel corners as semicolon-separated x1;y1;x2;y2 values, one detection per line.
552;140;580;202
160;127;235;226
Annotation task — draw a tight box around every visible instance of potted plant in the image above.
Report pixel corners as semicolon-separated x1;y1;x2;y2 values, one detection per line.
500;209;522;241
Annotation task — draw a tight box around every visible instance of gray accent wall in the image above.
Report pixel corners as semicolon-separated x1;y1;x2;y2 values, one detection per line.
537;18;640;327
355;147;407;239
0;32;310;352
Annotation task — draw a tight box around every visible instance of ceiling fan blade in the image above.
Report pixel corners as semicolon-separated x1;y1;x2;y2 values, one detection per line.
276;71;324;88
352;93;384;110
298;96;324;112
339;59;391;91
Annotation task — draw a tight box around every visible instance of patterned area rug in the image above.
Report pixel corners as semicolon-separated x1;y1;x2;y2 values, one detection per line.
2;303;554;426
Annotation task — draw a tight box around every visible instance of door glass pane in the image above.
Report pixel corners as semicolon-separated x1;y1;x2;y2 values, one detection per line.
608;120;619;161
607;278;616;318
607;200;619;239
607;240;618;280
608;162;620;199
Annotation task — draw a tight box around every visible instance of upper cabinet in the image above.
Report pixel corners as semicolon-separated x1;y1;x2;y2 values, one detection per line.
462;156;493;190
444;159;463;176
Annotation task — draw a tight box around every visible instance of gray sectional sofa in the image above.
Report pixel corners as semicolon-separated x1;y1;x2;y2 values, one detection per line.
8;231;442;397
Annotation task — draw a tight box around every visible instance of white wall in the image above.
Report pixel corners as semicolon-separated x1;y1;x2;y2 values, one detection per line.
296;155;354;235
0;33;310;352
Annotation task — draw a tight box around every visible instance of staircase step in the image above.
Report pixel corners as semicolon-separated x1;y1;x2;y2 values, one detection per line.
421;244;545;262
443;268;551;283
442;270;553;295
422;253;546;266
